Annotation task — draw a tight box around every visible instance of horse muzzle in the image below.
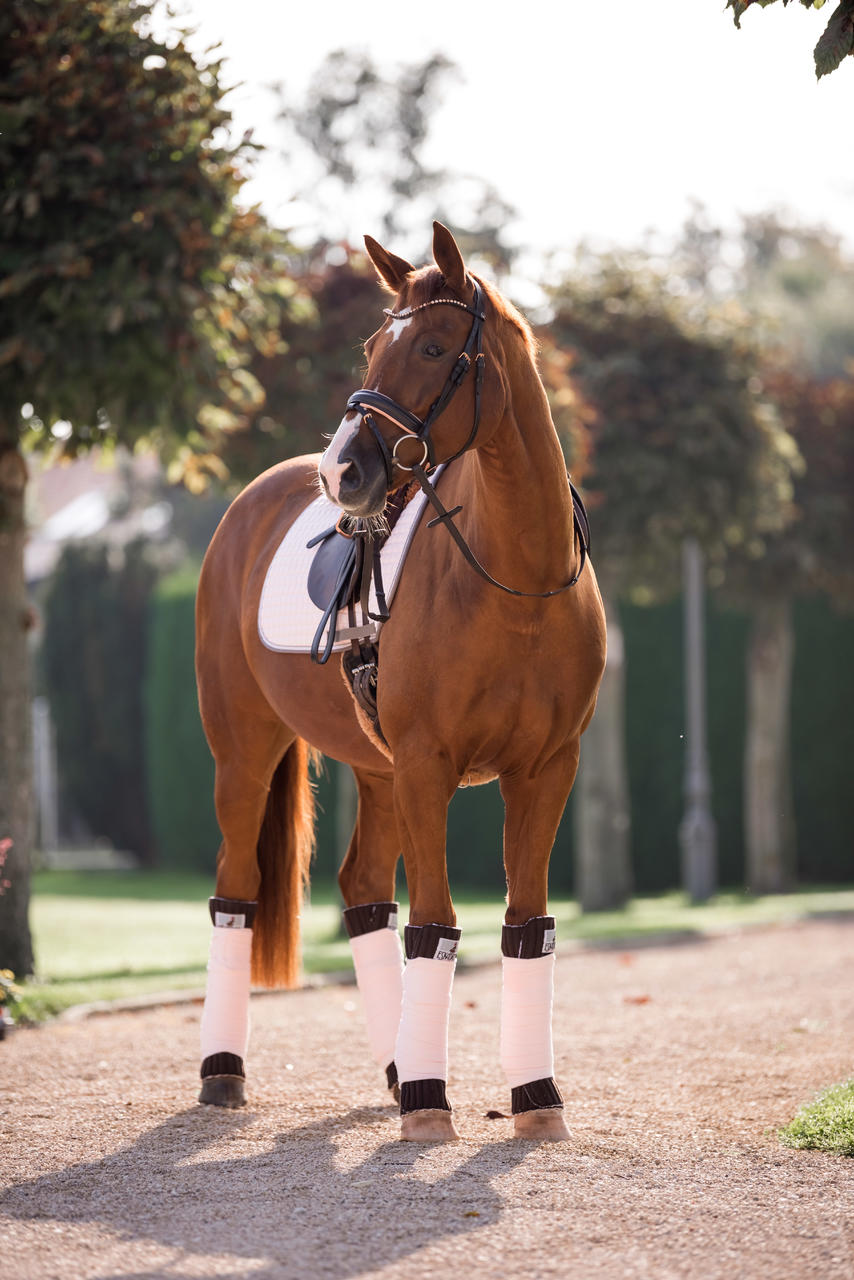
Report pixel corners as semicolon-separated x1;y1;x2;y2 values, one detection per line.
319;415;389;517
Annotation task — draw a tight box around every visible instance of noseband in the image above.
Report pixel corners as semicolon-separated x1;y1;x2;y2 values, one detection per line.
345;279;486;483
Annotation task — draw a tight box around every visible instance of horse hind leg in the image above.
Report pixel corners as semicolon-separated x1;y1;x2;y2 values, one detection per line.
338;768;404;1102
199;731;315;1109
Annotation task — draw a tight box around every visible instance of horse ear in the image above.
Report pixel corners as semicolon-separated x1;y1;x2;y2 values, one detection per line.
364;235;415;294
432;221;467;296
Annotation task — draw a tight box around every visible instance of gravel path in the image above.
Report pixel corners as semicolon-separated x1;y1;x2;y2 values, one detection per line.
1;918;853;1280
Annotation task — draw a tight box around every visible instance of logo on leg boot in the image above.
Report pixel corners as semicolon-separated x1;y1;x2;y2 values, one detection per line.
434;937;459;961
215;912;246;928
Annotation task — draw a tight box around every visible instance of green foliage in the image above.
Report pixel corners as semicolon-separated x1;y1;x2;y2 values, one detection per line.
221;247;385;483
544;255;798;598
727;0;854;79
814;1;854;76
737;214;854;379
721;370;854;605
41;538;159;861
781;1078;854;1155
144;564;220;869
0;0;285;464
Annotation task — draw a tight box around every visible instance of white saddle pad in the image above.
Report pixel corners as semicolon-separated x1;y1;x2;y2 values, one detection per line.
258;481;436;654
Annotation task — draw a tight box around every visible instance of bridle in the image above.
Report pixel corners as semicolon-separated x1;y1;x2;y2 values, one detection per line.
345;279;487;481
339;273;589;603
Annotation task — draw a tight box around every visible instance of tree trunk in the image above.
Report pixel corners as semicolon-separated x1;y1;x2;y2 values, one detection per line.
0;440;35;975
573;580;633;911
745;595;796;894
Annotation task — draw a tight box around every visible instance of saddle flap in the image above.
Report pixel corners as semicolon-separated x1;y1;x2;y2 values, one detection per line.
307;530;357;612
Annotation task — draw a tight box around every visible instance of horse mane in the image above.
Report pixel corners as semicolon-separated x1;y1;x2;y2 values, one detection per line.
399;267;538;361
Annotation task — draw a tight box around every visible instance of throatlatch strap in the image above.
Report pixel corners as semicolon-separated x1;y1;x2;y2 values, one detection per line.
400;1079;452;1114
511;1077;563;1114
201;1052;245;1080
343;901;399;937
208;897;257;929
501;915;556;959
404;923;461;961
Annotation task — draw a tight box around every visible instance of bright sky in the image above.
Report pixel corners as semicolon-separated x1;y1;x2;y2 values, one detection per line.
165;0;852;274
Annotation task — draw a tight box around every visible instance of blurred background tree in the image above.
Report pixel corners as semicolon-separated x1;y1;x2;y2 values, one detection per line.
276;49;519;277
0;0;287;974
675;211;854;893
543;255;799;910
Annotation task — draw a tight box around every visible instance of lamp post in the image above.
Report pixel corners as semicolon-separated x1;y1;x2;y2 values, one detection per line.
679;538;717;903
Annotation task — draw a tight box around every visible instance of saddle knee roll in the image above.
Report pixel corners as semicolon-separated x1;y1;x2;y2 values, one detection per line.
500;915;563;1109
343;901;404;1074
200;897;256;1075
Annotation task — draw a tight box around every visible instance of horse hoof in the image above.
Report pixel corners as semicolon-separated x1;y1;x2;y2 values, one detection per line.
513;1109;571;1142
400;1109;460;1142
198;1075;246;1109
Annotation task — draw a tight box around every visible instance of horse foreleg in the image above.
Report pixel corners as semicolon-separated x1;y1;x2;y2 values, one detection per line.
392;755;460;1142
338;768;404;1100
499;742;580;1141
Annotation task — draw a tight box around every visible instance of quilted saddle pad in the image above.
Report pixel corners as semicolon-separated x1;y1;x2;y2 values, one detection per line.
258;482;435;654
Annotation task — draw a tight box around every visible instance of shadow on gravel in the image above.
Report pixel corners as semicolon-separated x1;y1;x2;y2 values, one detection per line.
1;1103;530;1277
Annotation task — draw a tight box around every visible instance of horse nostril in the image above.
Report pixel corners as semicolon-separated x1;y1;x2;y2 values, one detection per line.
338;459;362;494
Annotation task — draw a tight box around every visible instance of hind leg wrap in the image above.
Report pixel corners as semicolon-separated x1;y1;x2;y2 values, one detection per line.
344;901;404;1089
200;897;256;1081
501;916;563;1113
395;923;461;1114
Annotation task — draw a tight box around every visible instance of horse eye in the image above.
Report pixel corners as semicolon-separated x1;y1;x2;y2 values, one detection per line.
423;342;444;358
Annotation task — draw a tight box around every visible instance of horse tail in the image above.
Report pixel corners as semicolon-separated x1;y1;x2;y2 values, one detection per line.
251;739;318;989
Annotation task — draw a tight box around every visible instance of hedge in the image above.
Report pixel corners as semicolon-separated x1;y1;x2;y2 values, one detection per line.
145;564;220;871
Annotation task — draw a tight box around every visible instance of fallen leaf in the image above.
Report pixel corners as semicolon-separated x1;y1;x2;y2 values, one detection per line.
485;1109;509;1119
623;994;651;1005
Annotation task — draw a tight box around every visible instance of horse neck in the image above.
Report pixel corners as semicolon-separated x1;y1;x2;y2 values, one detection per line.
461;337;576;592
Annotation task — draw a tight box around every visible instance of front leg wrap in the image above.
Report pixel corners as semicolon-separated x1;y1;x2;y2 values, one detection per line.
343;901;404;1093
395;922;461;1114
500;915;563;1113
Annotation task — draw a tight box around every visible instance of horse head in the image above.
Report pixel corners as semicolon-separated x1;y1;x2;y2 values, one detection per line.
319;222;498;517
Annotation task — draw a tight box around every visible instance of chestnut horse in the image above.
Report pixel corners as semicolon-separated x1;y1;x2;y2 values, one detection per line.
195;223;606;1141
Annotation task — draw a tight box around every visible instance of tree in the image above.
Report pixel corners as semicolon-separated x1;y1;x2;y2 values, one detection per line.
727;0;854;79
677;212;854;893
543;255;797;910
276;49;519;275
721;366;854;891
219;244;385;483
0;0;286;973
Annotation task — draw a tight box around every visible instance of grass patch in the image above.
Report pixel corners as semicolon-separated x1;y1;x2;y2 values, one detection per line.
780;1079;854;1156
8;872;854;1024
